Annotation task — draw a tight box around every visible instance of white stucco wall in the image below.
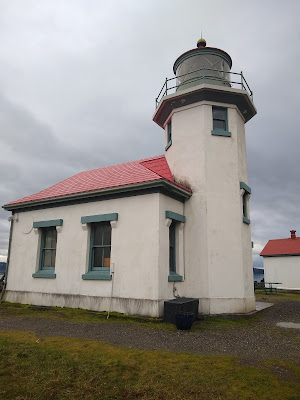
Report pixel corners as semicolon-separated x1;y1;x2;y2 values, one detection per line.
263;256;300;290
6;193;169;316
164;100;255;314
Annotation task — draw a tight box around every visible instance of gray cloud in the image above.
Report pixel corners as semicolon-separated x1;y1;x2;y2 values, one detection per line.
0;0;300;270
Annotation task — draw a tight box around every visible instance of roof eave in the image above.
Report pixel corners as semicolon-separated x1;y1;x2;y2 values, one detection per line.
3;179;192;211
260;253;300;257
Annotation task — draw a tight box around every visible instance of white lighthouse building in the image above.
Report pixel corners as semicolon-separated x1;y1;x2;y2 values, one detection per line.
3;38;257;316
153;38;257;314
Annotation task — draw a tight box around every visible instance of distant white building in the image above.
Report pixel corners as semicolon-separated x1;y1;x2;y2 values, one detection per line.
260;230;300;291
2;38;257;316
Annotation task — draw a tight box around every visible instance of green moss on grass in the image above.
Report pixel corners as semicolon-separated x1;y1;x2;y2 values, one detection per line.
0;331;299;400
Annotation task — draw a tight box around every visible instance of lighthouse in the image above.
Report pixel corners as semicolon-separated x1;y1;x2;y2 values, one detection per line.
3;37;257;318
154;38;257;314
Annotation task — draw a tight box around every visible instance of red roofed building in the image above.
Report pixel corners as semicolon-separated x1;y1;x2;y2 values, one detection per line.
2;38;257;317
4;155;190;209
260;231;300;290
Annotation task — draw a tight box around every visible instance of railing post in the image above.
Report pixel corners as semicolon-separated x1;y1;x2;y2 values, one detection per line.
155;69;253;107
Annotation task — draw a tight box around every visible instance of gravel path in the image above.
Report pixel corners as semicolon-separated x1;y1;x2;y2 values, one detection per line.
0;297;299;363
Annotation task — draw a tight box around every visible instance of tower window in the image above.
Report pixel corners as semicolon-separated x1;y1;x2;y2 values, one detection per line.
240;182;251;224
242;193;248;218
211;107;231;137
165;120;172;150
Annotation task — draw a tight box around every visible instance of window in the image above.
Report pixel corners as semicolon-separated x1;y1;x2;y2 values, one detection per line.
90;222;111;270
32;219;63;279
40;227;57;270
242;194;247;218
165;120;172;150
166;211;185;282
240;182;251;224
81;213;118;280
169;221;176;274
211;106;231;137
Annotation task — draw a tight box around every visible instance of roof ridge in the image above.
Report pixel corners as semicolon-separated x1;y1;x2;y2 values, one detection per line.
76;155;165;175
268;237;300;241
140;156;173;181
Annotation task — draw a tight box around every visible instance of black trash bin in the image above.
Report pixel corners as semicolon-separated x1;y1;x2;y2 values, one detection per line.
175;311;194;330
164;297;199;324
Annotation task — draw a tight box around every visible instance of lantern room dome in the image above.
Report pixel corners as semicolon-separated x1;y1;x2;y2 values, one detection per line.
173;40;232;91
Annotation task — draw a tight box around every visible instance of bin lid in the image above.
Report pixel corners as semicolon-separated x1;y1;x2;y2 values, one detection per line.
164;297;199;305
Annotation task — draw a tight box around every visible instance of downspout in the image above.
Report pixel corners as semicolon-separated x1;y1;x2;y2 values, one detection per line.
0;213;14;302
182;200;186;279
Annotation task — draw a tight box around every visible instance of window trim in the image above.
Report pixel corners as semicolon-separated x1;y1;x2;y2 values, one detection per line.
165;211;186;223
81;213;117;280
81;213;118;224
33;219;63;228
211;106;231;137
32;220;62;279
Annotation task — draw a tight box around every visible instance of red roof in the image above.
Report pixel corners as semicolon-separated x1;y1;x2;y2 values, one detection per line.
260;237;300;256
4;155;191;207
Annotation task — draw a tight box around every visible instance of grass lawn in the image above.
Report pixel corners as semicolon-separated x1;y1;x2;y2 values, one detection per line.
0;330;299;400
0;294;299;399
0;301;260;332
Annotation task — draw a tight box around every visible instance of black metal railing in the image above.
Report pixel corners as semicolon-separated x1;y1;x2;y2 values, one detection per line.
155;68;253;108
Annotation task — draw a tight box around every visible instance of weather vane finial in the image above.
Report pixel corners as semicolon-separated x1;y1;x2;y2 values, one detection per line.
197;32;206;48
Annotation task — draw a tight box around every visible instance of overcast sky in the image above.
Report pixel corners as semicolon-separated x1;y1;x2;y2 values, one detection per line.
0;0;299;268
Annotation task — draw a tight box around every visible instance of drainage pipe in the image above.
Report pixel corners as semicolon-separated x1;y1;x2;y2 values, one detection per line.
0;213;14;302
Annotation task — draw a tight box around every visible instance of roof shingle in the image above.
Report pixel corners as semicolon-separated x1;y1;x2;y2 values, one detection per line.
4;155;190;207
260;237;300;256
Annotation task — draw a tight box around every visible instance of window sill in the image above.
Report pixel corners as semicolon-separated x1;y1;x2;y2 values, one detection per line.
32;271;56;279
211;130;231;137
243;216;251;225
82;271;112;280
168;273;183;282
165;140;172;151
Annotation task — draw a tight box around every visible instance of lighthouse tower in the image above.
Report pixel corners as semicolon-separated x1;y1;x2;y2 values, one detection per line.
154;39;257;314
